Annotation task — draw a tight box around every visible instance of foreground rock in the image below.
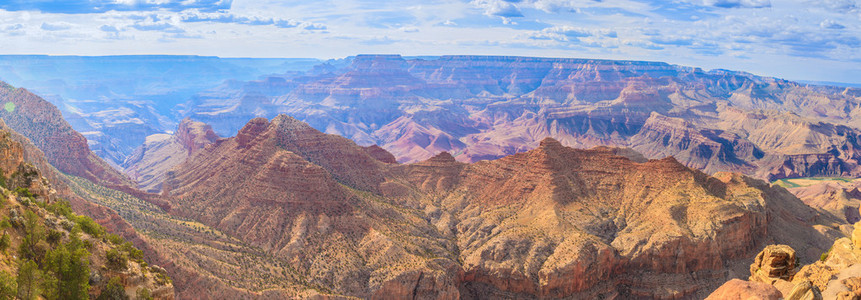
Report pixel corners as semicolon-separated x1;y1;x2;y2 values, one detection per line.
705;279;782;300
709;221;861;300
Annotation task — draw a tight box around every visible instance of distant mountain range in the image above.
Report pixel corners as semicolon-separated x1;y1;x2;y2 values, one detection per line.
4;55;861;188
0;55;321;165
126;55;861;190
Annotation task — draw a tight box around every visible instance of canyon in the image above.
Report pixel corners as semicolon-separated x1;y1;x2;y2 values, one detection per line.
156;114;846;298
176;55;861;183
1;54;861;298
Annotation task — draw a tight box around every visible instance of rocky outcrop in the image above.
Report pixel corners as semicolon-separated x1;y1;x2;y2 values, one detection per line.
768;153;861;181
712;219;861;299
785;179;861;224
749;245;798;284
629;112;760;174
707;244;826;299
705;279;782;300
175;118;219;155
123;119;219;192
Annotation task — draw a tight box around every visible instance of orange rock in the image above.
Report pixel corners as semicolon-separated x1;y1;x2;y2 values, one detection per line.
705;279;782;300
750;245;797;284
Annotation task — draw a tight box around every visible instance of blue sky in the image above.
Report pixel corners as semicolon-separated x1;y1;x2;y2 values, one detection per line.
0;0;859;83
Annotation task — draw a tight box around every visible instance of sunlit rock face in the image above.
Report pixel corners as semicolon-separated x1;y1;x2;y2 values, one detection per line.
123;118;219;193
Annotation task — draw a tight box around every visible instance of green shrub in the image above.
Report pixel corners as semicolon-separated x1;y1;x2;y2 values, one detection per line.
96;277;128;300
106;248;128;271
107;233;124;245
46;200;73;220
43;243;91;300
120;242;143;260
18;211;46;262
14;187;33;199
75;215;104;238
135;287;153;300
0;270;15;300
0;234;9;253
46;230;62;245
821;245;834;262
16;260;41;300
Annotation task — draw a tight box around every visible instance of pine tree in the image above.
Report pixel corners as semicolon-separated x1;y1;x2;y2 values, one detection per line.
0;270;16;300
43;242;91;300
16;260;41;300
97;277;129;300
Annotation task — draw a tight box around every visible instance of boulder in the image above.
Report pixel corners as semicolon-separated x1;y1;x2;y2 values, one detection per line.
750;245;797;284
704;279;782;300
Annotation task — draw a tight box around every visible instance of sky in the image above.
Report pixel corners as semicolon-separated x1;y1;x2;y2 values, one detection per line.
0;0;859;83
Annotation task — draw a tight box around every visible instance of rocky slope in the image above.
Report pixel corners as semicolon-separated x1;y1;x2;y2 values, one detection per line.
123;118;218;192
160;115;846;298
0;81;130;187
174;55;861;182
0;120;174;299
779;178;861;225
708;220;861;299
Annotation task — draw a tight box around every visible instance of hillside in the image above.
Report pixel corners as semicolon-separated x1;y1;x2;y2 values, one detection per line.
0;81;130;187
0;121;174;299
157;115;846;298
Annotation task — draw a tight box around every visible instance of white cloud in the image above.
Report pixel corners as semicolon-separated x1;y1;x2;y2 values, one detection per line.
0;0;859;83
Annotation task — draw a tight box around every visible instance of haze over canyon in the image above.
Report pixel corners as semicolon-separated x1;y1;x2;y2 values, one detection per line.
0;53;859;299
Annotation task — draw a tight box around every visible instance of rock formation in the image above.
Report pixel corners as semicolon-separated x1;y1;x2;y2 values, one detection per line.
782;178;861;225
123;118;219;192
708;219;861;299
749;245;798;284
0;81;130;187
160;115;845;298
705;279;782;300
175;55;861;182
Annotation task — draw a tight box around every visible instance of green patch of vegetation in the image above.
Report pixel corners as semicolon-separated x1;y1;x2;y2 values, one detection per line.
14;187;33;199
106;248;128;271
106;233;124;245
42;240;91;300
136;287;153;300
821;244;835;262
773;177;856;188
121;241;143;260
0;233;9;253
74;215;104;238
16;260;41;300
46;199;74;220
97;277;128;300
0;270;15;300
